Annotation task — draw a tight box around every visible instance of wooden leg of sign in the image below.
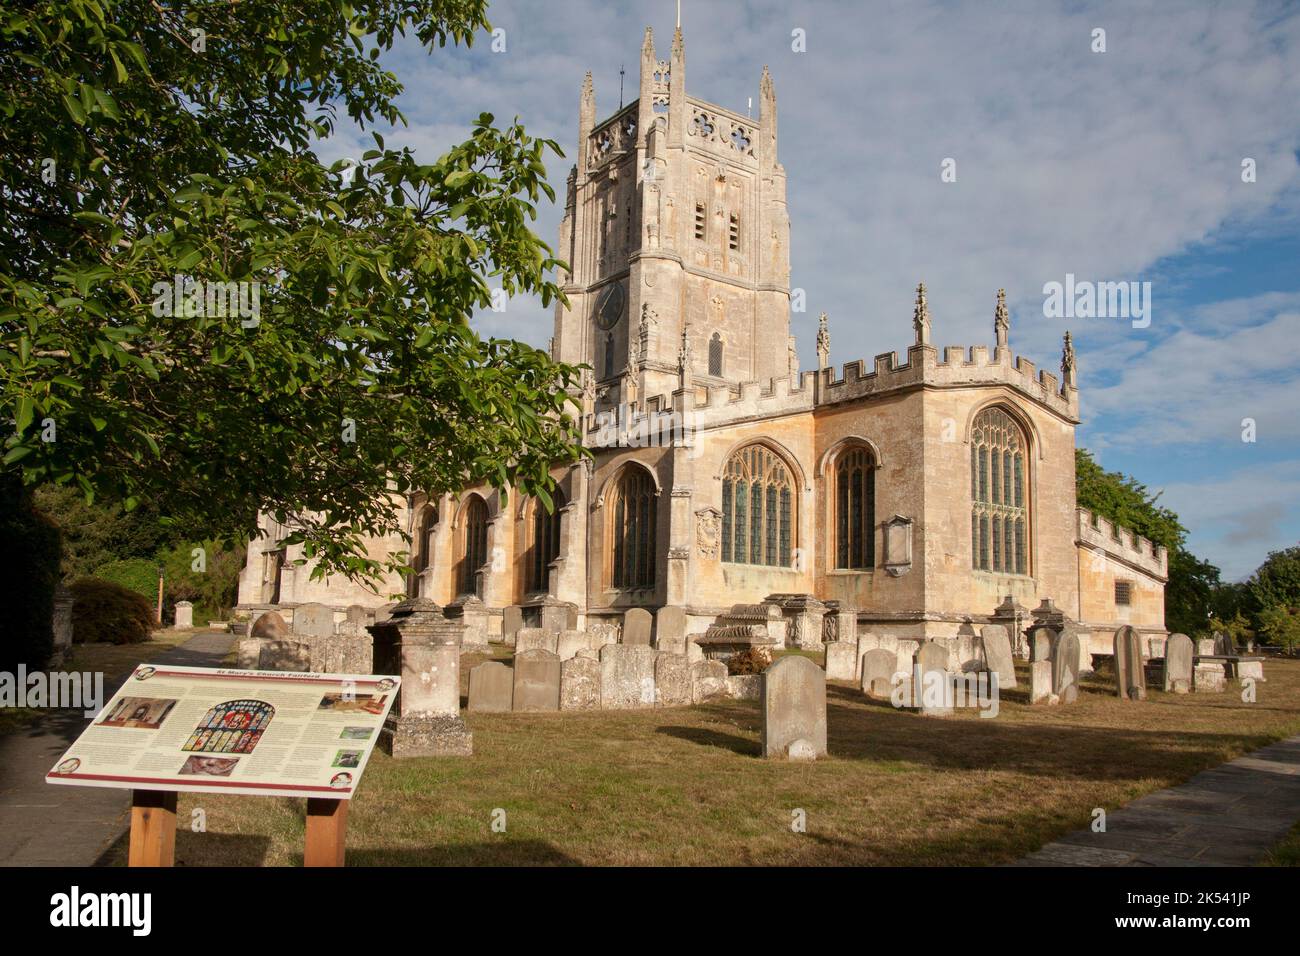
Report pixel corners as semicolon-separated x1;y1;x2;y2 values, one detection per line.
128;790;177;867
304;798;348;867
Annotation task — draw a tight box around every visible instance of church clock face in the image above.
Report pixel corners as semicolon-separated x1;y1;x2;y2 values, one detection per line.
595;282;624;330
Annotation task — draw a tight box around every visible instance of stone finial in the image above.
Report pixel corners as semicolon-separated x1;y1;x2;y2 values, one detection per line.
678;323;692;387
1062;330;1076;389
912;282;931;346
672;25;684;59
642;26;654;57
816;312;830;369
580;71;594;109
761;65;774;100
994;288;1009;352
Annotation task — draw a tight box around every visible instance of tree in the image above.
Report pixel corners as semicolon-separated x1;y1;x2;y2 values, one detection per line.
32;484;181;579
1;1;583;585
1246;546;1300;615
1075;449;1217;634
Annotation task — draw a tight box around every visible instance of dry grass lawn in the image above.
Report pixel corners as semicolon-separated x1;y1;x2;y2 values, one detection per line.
110;656;1300;867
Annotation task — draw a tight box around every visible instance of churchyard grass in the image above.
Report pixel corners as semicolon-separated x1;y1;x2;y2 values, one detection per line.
103;658;1300;866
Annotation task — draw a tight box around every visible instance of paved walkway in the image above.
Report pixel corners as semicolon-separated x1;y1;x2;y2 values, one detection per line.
0;631;233;866
1016;735;1300;866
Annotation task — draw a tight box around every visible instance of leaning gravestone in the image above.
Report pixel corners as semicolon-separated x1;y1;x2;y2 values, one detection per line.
560;656;601;711
1163;633;1193;694
980;624;1017;689
515;627;557;655
293;602;335;638
600;644;657;708
250;610;290;640
761;656;827;759
468;661;513;712
623;608;653;645
655;653;693;707
502;605;525;645
655;605;688;655
914;642;952;715
860;648;898;699
1213;631;1236;656
691;660;729;703
1114;625;1146;701
1052;630;1080;703
825;640;860;682
512;649;561;712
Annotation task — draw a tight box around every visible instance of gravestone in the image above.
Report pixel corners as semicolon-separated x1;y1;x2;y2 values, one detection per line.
258;639;311;671
251;610;290;640
859;648;898;699
512;649;561;712
502;605;525;646
1114;625;1146;701
1052;630;1080;703
345;604;370;626
515;627;557;655
1194;660;1226;693
1213;631;1236;656
173;601;194;629
623;608;653;645
538;599;578;636
1163;632;1193;694
235;638;262;669
1029;626;1054;662
556;629;589;661
293;602;334;638
691;660;729;703
1030;660;1053;703
1197;637;1215;656
786;738;818;762
825;640;860;682
600;644;657;708
560;656;601;711
914;642;952;715
655;653;693;707
447;595;491;647
468;661;513;712
980;624;1017;689
655;605;688;655
761;656;828;759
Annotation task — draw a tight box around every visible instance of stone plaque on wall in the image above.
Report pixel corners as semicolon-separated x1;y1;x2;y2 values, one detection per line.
883;515;913;577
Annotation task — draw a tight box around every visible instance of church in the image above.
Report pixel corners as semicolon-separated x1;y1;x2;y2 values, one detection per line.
236;26;1168;661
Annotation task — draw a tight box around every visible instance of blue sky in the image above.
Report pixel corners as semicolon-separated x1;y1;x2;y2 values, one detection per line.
319;0;1300;581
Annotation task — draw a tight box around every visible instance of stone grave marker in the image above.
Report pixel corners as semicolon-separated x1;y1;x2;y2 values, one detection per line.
859;648;898;699
1114;625;1146;701
914;642;952;715
655;652;693;707
512;649;561;712
293;602;335;638
623;608;653;645
560;656;601;711
600;644;657;708
251;610;290;640
980;624;1017;689
825;640;860;682
1052;630;1080;703
1163;632;1193;694
761;656;827;759
467;661;513;712
655;605;688;655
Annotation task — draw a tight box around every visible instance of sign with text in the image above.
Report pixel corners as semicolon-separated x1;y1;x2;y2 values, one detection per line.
46;665;399;800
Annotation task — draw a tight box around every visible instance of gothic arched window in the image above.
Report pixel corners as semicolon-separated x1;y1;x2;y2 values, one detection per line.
409;502;438;597
457;495;489;597
833;447;875;570
971;407;1028;574
721;444;794;567
528;491;565;595
608;466;656;589
708;332;723;376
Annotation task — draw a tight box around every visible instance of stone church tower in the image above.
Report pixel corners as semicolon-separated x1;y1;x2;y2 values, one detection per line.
551;27;791;410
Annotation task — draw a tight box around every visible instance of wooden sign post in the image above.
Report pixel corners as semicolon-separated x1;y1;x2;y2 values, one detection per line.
128;790;177;867
304;798;349;867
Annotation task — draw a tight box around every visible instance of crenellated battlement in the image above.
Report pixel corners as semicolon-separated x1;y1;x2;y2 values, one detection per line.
814;342;1079;421
1076;508;1168;579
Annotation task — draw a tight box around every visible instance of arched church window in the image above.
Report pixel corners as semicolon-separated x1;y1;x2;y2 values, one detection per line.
528;491;565;594
970;407;1028;574
708;333;723;376
457;495;489;597
833;447;875;570
608;465;656;589
721;444;794;567
413;504;438;575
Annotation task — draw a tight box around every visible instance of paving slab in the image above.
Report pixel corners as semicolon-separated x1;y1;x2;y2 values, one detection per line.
1017;732;1300;867
0;631;233;866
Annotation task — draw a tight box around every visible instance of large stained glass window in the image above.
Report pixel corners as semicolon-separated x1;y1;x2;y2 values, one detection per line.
721;444;794;567
971;407;1028;574
833;447;875;569
457;495;489;597
610;466;656;588
528;492;565;594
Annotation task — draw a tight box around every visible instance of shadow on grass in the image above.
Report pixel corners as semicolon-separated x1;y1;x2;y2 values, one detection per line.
344;840;581;867
656;724;755;755
94;828;273;868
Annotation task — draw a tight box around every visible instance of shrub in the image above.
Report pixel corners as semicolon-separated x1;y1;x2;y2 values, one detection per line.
95;558;159;600
70;577;156;645
727;647;773;675
0;476;61;670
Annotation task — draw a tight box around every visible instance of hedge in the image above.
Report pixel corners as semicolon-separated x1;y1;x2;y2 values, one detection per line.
70;577;156;645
